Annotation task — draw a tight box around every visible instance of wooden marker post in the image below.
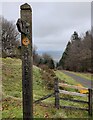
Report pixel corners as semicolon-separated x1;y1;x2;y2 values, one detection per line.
16;3;33;119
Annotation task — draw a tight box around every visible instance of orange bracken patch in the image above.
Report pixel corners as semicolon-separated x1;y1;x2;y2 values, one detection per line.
77;84;88;94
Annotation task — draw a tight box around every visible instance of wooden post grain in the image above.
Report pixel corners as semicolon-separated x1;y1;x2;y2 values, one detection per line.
54;78;59;109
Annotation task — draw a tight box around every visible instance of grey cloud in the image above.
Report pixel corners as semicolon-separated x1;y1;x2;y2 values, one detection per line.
32;2;90;45
2;2;91;52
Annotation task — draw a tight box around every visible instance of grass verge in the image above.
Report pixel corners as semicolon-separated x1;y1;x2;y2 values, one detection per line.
1;58;91;119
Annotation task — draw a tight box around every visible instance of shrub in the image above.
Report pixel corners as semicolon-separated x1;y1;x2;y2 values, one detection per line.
40;65;56;90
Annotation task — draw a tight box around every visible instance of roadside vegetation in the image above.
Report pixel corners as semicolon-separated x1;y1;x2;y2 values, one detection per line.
68;71;92;81
1;58;91;119
55;70;78;85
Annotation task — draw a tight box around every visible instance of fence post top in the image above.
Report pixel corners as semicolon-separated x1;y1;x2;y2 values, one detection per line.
21;3;32;11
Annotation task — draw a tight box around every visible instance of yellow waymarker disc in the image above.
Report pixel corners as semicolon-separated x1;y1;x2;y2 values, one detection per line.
22;37;30;46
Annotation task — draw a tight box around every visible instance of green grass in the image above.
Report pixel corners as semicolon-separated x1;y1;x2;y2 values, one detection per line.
1;58;92;119
55;70;78;85
2;58;22;98
2;96;22;118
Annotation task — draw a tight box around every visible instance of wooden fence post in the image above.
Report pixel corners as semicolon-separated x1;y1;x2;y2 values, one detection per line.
54;77;59;109
88;89;92;116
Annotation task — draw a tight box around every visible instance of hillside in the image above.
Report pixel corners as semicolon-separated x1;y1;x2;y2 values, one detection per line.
1;58;90;119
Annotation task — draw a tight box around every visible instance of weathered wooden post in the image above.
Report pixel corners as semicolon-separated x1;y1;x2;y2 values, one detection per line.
88;89;92;116
16;3;33;119
54;77;59;109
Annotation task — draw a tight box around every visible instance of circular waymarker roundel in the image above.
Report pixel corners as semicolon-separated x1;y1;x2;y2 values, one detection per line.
22;37;30;46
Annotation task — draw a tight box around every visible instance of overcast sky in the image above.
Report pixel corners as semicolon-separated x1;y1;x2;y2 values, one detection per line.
0;1;91;60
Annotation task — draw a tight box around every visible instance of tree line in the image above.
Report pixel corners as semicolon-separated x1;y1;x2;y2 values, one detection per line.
33;46;55;69
58;31;92;72
1;17;55;69
1;17;20;58
1;17;92;72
